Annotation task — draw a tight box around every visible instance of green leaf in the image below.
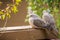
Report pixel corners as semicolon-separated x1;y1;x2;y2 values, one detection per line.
6;13;11;18
0;11;4;15
11;5;18;13
16;0;21;5
53;7;59;13
2;15;5;20
16;0;21;3
30;2;32;5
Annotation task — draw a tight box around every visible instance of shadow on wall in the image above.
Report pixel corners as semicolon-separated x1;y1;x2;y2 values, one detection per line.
0;0;28;27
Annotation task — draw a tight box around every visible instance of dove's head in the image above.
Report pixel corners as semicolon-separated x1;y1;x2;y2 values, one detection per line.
47;9;50;13
43;9;50;15
28;13;38;18
43;10;47;13
27;12;38;19
43;10;48;14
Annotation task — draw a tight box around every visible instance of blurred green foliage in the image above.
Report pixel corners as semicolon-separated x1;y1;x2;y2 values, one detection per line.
0;0;21;20
26;0;60;37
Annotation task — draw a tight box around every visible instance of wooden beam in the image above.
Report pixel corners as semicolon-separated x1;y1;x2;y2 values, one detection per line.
0;25;33;33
